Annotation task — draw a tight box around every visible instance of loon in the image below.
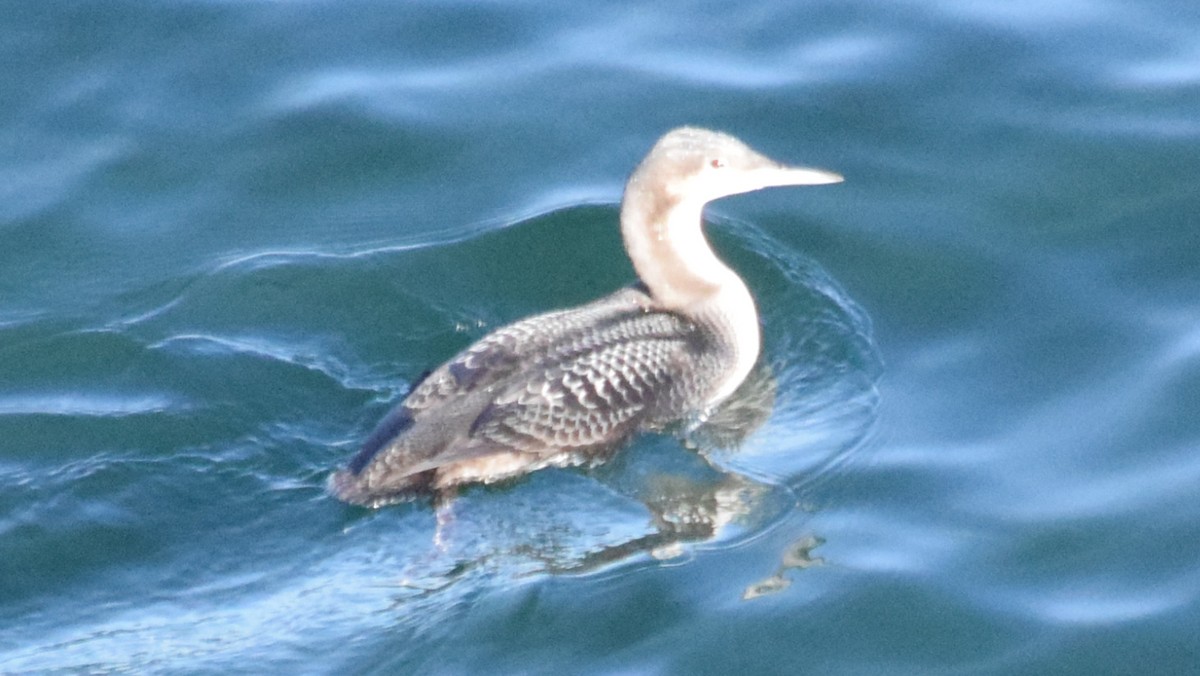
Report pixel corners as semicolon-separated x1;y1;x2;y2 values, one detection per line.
330;127;842;507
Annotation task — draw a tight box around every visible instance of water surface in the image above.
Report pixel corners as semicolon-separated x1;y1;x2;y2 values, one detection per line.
3;1;1200;673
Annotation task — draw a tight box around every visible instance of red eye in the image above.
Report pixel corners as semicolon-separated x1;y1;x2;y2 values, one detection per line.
710;158;724;169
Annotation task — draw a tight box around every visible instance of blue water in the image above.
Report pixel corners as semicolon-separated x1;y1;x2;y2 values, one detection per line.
4;1;1200;673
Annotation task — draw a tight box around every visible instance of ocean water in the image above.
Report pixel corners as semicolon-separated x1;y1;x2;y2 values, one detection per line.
3;0;1200;673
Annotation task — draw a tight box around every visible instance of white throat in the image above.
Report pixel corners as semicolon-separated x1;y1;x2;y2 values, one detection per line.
620;189;761;406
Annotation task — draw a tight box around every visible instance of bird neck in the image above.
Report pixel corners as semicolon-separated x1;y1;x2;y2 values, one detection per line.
620;182;761;406
621;184;738;311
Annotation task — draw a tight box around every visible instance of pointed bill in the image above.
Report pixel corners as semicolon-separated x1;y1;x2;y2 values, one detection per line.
760;163;844;187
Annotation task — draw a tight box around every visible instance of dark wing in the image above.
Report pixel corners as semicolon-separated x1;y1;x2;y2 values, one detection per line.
403;286;655;413
332;286;715;505
339;287;660;480
465;311;704;456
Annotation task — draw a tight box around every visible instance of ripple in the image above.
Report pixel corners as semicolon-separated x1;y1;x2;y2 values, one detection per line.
1023;585;1190;626
711;215;882;487
0;392;178;417
0;137;127;223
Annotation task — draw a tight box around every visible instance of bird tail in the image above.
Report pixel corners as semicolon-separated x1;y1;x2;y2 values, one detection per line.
327;467;434;508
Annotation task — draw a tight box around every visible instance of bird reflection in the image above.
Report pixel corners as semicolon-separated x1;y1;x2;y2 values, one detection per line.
741;535;825;600
507;365;792;574
378;364;834;601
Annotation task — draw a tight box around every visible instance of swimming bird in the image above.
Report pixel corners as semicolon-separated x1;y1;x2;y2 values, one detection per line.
330;127;842;507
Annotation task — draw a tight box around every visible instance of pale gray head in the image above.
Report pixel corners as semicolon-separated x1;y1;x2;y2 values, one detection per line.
629;127;842;206
618;126;841;318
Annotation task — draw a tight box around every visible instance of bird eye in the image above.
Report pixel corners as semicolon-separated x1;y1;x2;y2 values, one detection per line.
710;158;725;169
